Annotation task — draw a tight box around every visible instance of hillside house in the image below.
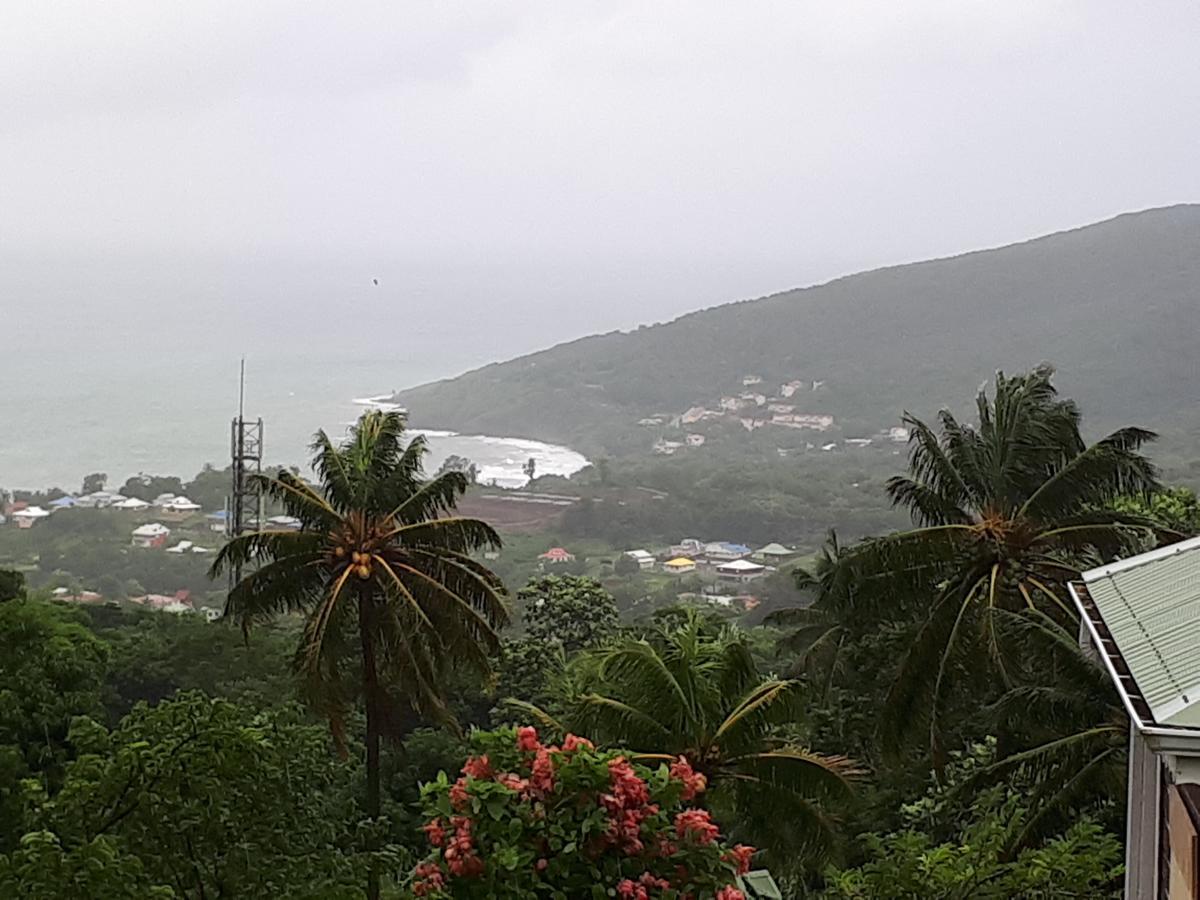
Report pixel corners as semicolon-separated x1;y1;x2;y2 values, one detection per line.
12;506;51;529
538;547;575;564
131;522;170;548
663;557;696;575
206;510;228;533
49;495;77;510
670;538;704;557
886;426;911;443
779;380;805;398
719;396;741;411
738;392;767;407
703;542;752;562
114;496;151;510
771;413;835;431
623;549;656;571
753;543;796;563
741;375;763;386
767;403;795;414
637;417;664;426
1071;537;1200;900
680;406;710;425
716;559;768;583
653;439;685;455
686;433;706;447
845;438;874;448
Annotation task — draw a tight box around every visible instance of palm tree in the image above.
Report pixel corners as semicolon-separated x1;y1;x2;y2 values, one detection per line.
969;608;1128;854
211;410;508;900
817;368;1159;762
511;612;859;865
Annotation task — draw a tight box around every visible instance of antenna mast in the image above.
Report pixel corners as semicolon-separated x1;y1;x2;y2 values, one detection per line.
227;358;264;598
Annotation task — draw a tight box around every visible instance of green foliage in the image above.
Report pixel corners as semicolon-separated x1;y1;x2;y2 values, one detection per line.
0;599;110;849
1112;485;1200;536
0;831;173;899
819;791;1123;899
0;568;25;602
542;612;858;868
817;367;1159;760
518;575;619;652
80;473;108;495
405;726;750;898
491;637;565;727
613;553;641;577
12;693;370;899
119;475;184;502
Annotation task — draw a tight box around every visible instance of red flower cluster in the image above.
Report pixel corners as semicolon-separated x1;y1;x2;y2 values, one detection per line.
411;861;446;896
722;844;755;875
461;754;493;780
516;726;540;752
617;872;672;899
422;817;446;848
668;756;708;801
675;809;721;845
444;816;484;878
715;887;746;900
562;733;595;752
602;756;658;854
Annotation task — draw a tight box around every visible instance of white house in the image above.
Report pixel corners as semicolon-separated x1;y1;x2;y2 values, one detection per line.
1071;537;1200;900
623;549;656;571
12;506;51;528
685;434;706;447
715;559;768;583
670;538;704;558
163;496;202;514
703;542;752;562
131;522;170;548
753;543;796;564
114;496;151;510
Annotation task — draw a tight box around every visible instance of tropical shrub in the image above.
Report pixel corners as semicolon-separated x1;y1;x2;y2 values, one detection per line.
406;726;754;899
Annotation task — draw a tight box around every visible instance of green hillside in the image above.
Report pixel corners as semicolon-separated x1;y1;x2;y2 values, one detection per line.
397;206;1200;459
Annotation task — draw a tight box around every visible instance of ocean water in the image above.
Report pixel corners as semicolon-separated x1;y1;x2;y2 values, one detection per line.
0;256;596;492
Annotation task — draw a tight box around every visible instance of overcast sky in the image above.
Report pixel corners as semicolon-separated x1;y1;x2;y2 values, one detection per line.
3;1;1199;338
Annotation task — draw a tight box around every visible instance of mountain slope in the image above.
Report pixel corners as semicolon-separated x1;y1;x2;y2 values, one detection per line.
396;206;1200;457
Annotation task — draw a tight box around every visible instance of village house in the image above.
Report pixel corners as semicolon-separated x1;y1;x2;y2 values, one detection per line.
653;438;685;455
703;542;752;562
49;495;77;510
738;392;767;407
538;547;575;565
623;549;657;571
686;433;706;447
779;380;805;398
131;522;171;548
753;543;796;564
845;438;874;448
114;496;151;510
886;426;911;443
716;559;768;583
741;374;763;386
12;506;51;529
719;396;741;411
663;557;696;575
767;403;795;415
206;510;228;533
1072;537;1200;899
637;417;664;426
680;406;710;425
770;413;835;431
670;538;704;557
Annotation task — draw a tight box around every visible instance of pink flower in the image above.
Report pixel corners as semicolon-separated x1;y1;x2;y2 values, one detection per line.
531;748;555;795
516;725;541;752
563;733;595;752
669;755;708;801
496;772;530;794
412;861;445;896
536;857;548;871
675;808;721;845
421;817;446;847
723;844;755;875
716;887;745;900
449;777;470;811
461;754;493;780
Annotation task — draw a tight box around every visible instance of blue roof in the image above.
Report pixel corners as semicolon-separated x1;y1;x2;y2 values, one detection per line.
207;510;228;520
49;496;76;507
720;542;752;553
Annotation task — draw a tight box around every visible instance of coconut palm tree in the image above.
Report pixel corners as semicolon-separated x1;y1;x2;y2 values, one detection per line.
818;367;1159;762
970;608;1128;855
510;612;859;865
211;410;508;900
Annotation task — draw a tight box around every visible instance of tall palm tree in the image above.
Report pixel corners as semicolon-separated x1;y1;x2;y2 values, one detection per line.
818;368;1159;762
211;411;508;900
511;612;859;866
970;608;1128;855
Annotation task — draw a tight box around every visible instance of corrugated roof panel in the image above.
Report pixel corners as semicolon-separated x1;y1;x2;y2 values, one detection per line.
1084;541;1200;726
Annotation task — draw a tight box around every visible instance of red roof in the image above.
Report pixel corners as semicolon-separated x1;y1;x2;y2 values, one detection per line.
539;547;574;561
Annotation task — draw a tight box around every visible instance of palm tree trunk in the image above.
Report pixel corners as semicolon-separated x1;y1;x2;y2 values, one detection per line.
360;590;382;900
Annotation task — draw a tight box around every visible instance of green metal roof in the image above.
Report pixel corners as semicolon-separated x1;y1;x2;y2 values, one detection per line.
1083;536;1200;727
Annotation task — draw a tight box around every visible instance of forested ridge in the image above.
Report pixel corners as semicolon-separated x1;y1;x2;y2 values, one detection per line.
396;206;1200;459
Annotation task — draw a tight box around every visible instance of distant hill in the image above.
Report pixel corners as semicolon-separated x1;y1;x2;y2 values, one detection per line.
396;206;1200;461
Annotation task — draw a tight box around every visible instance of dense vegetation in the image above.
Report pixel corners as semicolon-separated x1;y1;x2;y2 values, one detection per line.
2;374;1196;897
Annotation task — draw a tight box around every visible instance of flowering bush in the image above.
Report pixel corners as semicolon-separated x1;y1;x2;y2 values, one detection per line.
405;726;754;898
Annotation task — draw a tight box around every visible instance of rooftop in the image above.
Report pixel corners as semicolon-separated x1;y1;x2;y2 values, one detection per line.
1072;536;1200;731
